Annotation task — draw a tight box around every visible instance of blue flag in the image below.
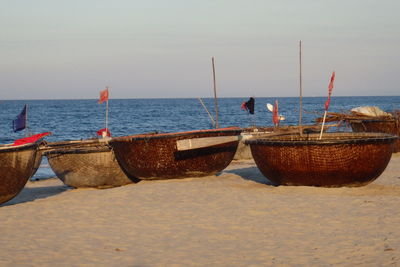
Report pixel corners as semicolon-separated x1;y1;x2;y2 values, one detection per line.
13;105;27;132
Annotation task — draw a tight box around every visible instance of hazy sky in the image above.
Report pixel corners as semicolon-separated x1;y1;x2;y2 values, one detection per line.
1;0;399;99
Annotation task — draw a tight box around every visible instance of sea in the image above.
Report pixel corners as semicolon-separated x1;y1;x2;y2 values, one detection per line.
1;96;399;180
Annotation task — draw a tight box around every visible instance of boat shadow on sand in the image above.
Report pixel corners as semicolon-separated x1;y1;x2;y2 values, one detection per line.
0;182;70;207
224;166;277;186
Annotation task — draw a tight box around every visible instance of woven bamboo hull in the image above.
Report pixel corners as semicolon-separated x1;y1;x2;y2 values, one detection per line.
0;143;38;204
109;127;242;180
45;139;134;188
350;120;400;152
246;132;396;187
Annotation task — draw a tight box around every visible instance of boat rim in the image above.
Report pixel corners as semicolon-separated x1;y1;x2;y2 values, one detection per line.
0;142;38;152
349;118;398;123
110;127;242;142
245;132;398;146
45;146;111;155
42;138;111;155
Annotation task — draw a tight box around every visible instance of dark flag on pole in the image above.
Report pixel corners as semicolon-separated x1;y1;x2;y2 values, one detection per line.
12;105;27;132
241;97;255;114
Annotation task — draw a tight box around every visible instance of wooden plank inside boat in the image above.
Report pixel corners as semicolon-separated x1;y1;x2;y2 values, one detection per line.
176;136;240;151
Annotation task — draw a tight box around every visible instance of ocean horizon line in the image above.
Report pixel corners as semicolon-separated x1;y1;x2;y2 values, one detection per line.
1;95;399;102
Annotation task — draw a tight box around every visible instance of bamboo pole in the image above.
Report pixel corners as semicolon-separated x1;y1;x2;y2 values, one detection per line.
299;41;303;135
212;57;219;128
105;86;109;137
102;86;110;137
197;98;216;127
25;104;29;137
319;110;327;139
105;98;109;132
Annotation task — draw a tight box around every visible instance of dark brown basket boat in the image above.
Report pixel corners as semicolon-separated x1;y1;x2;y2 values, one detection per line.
0;143;38;205
109;127;242;180
245;132;397;187
350;118;400;152
44;139;134;188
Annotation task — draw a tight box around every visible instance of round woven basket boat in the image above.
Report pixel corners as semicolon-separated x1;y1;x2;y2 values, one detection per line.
245;132;397;187
109;127;242;180
44;139;134;188
0;142;38;204
350;119;400;153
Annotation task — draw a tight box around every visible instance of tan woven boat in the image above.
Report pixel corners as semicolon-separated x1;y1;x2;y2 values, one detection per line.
109;127;242;180
350;118;400;152
245;132;397;187
0;142;38;204
44;139;135;188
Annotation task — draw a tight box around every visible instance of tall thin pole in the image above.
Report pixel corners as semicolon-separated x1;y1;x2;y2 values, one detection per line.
105;99;109;131
212;57;219;128
299;41;303;128
105;86;109;133
298;41;304;137
25;104;29;137
197;98;216;127
319;111;327;140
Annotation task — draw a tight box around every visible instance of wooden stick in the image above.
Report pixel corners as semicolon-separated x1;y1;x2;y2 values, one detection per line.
319;110;327;139
25;104;29;137
197;98;216;127
212;57;219;128
105;86;109;133
299;41;303;135
105;99;109;132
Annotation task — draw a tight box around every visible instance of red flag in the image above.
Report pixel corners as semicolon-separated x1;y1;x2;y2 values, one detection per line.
13;132;51;146
328;71;335;91
324;71;335;111
99;87;109;104
273;100;279;125
241;101;247;111
96;128;111;137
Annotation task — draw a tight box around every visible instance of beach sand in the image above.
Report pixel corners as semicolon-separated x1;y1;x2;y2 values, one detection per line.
1;154;399;266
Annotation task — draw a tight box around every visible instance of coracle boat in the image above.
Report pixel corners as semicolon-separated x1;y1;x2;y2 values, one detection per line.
315;108;400;153
44;138;135;188
0;142;38;205
350;118;400;153
109;127;242;180
245;132;397;187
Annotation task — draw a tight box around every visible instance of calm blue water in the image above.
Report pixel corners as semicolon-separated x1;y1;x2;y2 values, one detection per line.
1;96;399;179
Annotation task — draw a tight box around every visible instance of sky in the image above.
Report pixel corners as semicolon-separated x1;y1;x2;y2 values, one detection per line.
1;0;399;100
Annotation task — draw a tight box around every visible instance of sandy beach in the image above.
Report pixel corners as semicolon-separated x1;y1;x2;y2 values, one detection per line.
1;154;399;266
